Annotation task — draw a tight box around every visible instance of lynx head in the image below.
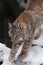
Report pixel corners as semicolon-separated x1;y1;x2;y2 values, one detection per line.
8;13;30;45
8;11;33;45
9;22;29;44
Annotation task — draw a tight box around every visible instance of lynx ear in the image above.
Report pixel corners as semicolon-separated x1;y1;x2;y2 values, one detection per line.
8;22;12;28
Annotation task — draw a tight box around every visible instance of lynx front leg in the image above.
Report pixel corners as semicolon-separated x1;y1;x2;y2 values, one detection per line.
34;28;41;40
34;25;43;39
18;41;32;60
8;43;18;62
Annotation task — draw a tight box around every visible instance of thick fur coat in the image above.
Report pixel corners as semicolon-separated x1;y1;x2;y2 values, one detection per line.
8;0;43;62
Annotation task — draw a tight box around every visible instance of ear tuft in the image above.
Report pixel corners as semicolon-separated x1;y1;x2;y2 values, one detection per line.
8;22;12;28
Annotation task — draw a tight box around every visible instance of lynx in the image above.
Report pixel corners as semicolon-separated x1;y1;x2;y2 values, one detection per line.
8;0;43;62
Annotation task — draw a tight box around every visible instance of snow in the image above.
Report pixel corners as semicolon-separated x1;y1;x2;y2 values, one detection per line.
0;43;11;61
32;34;43;46
23;46;43;63
1;60;15;65
0;32;43;65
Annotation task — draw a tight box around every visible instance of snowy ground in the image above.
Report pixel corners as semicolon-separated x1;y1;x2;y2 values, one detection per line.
0;34;43;65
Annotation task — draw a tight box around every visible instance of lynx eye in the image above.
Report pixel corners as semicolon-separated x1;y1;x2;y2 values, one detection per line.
19;25;23;31
16;24;22;32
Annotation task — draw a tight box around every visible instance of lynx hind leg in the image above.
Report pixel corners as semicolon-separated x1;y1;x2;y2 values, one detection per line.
34;27;41;40
18;41;32;60
8;43;18;62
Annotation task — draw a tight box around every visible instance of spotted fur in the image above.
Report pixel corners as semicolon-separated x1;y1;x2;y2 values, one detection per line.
8;0;43;62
